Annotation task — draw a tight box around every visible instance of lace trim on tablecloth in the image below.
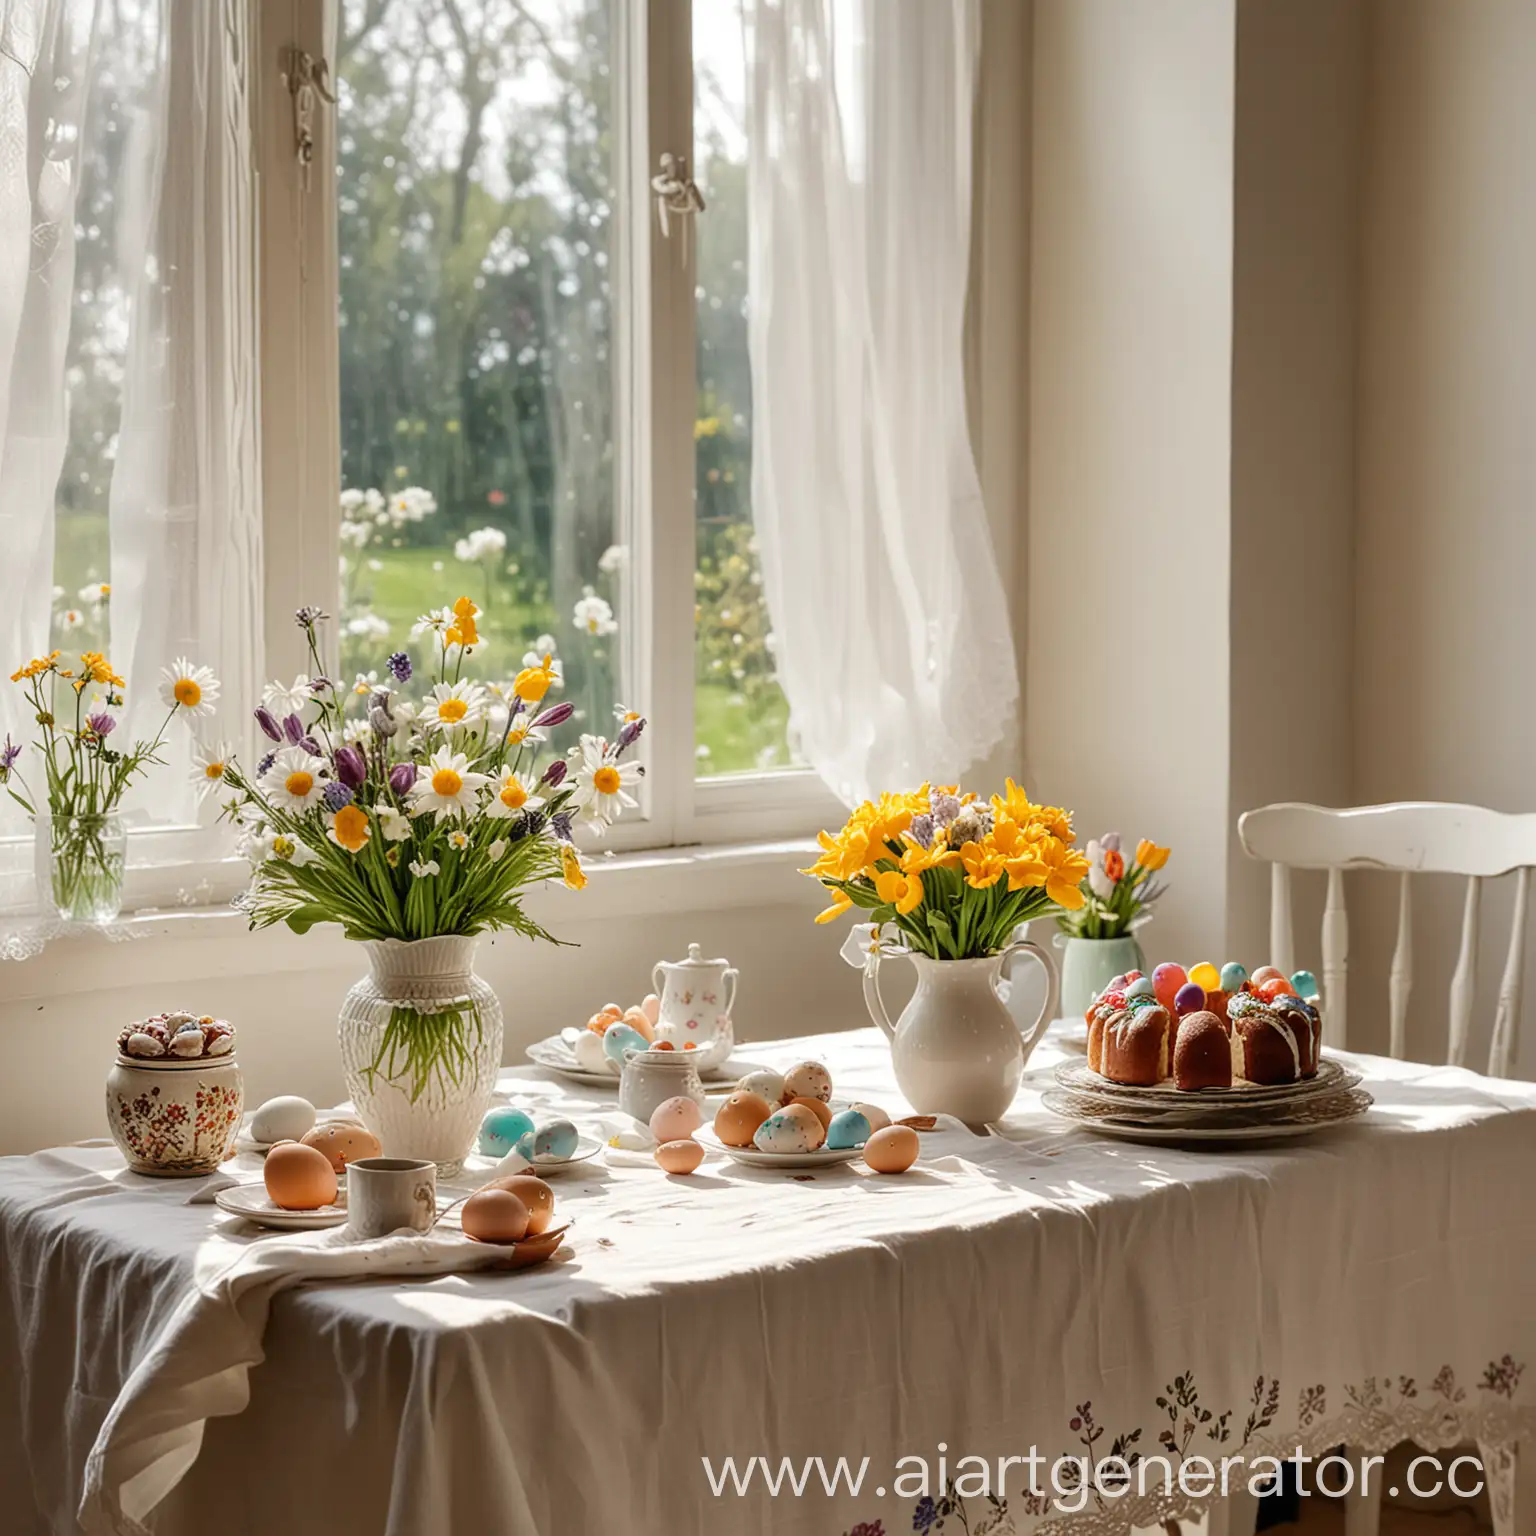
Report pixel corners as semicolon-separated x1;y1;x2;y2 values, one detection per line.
838;1360;1532;1536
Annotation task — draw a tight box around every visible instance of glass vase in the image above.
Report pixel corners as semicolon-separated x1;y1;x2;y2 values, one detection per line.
35;812;127;925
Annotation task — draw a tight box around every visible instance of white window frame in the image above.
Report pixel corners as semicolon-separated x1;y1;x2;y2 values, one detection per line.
253;0;843;862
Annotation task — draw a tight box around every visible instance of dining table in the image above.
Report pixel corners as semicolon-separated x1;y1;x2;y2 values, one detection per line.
2;1024;1534;1536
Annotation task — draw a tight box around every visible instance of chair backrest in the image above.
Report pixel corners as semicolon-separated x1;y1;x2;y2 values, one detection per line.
1237;801;1536;1076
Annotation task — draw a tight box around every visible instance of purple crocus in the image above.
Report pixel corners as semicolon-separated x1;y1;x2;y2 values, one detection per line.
540;758;568;788
85;711;117;737
616;716;645;751
0;734;20;778
282;713;305;745
309;676;335;695
323;782;354;812
387;651;412;684
333;744;367;789
254;706;282;742
388;761;416;797
533;701;574;730
298;734;323;756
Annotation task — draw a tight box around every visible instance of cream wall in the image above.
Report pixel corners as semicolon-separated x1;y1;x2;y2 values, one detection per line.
1027;0;1237;965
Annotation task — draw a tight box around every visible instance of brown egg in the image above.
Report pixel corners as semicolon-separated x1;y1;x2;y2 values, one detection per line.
622;1006;656;1042
863;1125;920;1174
714;1090;773;1147
847;1101;892;1133
462;1188;531;1244
263;1142;338;1210
787;1095;834;1132
486;1173;555;1234
300;1123;382;1174
654;1139;705;1175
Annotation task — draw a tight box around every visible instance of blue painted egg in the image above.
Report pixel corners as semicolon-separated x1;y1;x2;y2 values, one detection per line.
825;1108;872;1151
602;1022;649;1065
477;1106;536;1158
531;1119;579;1162
1219;961;1248;993
1290;969;1318;1000
1124;976;1156;1001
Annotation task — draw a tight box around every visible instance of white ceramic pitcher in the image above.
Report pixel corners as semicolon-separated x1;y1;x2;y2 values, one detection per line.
861;939;1060;1125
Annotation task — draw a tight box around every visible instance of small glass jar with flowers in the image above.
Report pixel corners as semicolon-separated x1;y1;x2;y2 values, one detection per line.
1053;833;1171;1017
4;646;218;924
216;601;646;1172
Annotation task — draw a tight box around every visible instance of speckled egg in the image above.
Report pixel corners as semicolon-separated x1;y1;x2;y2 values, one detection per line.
736;1069;786;1104
654;1139;705;1175
168;1026;206;1058
250;1095;317;1144
263;1142;338;1210
825;1108;872;1150
602;1022;650;1066
486;1173;555;1234
863;1124;920;1174
477;1106;537;1158
752;1103;826;1154
714;1091;774;1147
528;1120;579;1162
300;1123;381;1173
846;1101;892;1133
649;1096;704;1143
786;1095;833;1132
781;1061;833;1104
461;1188;531;1244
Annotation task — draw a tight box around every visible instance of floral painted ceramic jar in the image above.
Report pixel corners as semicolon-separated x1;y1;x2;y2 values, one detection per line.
105;1012;243;1176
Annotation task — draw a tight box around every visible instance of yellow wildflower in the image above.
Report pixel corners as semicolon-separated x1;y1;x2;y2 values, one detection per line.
78;652;126;688
874;868;924;916
814;889;854;925
1034;837;1091;909
514;653;558;704
328;804;371;853
561;844;587;891
899;832;960;875
959;840;1004;890
1135;838;1171;872
445;595;480;649
10;651;60;682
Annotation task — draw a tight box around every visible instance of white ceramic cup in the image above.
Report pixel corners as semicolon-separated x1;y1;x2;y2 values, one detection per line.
347;1157;437;1238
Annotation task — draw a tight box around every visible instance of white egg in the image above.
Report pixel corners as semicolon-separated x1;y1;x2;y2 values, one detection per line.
250;1095;317;1144
736;1069;786;1104
572;1030;609;1073
753;1107;821;1154
123;1032;166;1058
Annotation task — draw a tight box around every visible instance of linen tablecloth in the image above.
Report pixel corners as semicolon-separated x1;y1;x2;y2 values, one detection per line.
3;1027;1535;1536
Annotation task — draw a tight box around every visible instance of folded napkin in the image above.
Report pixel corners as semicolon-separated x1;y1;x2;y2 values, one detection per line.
78;1223;536;1535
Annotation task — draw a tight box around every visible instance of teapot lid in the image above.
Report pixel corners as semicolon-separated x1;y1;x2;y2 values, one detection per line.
664;941;729;969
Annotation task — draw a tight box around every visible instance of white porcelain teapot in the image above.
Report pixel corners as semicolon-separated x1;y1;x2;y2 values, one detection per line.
651;942;738;1069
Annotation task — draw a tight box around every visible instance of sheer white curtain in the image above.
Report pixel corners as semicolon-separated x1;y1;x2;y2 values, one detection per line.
0;0;258;949
746;0;1019;807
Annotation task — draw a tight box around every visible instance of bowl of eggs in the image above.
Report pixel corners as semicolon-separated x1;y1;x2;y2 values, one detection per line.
695;1062;922;1174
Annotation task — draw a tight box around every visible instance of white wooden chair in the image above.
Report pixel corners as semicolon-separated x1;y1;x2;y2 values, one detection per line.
1228;799;1536;1536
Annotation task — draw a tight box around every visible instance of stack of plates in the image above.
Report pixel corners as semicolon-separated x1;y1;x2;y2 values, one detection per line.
1042;1056;1372;1144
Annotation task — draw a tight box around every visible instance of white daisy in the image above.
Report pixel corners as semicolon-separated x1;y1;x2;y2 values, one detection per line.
343;717;372;744
419;680;489;733
60;609;84;631
447;829;470;851
409;858;440;879
408;747;489;822
189;740;234;798
79;582;111;606
573;591;617;637
569;734;643;830
613;703;644;726
247;830;319;867
411;606;454;639
259;745;329;811
160;658;221;717
373;803;412;842
487;838;507;864
484;768;544;819
262;675;310;718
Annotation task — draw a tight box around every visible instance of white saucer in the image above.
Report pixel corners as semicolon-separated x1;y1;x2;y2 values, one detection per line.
718;1144;864;1170
526;1035;763;1088
215;1182;350;1229
460;1135;604;1178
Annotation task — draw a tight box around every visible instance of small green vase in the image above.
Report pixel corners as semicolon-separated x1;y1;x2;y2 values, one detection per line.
1055;934;1147;1019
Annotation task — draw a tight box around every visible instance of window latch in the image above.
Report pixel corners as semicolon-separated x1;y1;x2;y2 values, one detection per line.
651;152;705;257
282;46;336;192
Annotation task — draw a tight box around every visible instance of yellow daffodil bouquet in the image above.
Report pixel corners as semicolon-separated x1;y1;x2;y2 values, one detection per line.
804;780;1091;959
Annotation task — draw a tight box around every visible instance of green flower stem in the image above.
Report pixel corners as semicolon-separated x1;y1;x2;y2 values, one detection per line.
361;998;484;1103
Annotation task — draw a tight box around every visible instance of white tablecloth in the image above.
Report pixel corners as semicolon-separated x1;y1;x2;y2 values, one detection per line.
3;1027;1535;1536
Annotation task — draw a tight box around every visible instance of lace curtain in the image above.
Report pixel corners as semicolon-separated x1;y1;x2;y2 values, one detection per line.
0;0;259;950
745;0;1020;807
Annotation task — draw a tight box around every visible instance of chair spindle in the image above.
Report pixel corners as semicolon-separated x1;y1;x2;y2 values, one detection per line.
1447;876;1481;1068
1388;872;1412;1061
1322;866;1348;1047
1489;865;1530;1079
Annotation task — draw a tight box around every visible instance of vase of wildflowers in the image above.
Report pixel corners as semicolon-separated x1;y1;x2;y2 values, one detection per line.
219;603;647;1172
1053;834;1171;1017
5;646;218;925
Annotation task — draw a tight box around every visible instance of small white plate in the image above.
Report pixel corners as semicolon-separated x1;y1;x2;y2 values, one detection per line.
717;1144;864;1170
526;1036;763;1087
215;1183;349;1229
461;1135;604;1178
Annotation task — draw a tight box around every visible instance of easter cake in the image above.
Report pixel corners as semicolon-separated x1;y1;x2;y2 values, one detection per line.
1086;962;1321;1091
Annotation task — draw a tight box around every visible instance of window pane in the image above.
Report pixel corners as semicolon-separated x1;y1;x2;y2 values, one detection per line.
335;0;625;755
692;7;797;777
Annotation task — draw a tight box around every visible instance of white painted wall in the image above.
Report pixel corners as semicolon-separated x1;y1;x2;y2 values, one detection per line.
1027;0;1237;966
